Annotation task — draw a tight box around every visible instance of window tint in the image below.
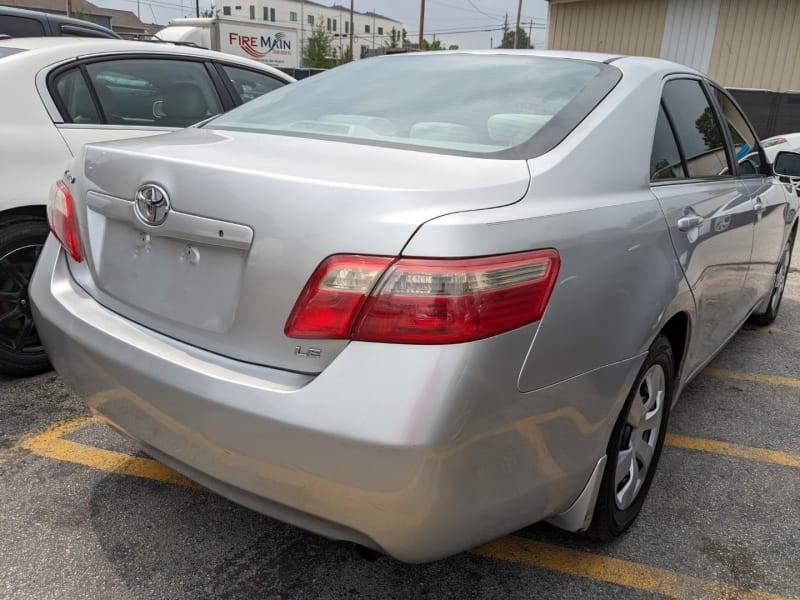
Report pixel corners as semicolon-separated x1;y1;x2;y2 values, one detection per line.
0;15;45;36
221;65;285;103
714;87;762;175
661;79;730;178
60;24;115;38
651;105;685;180
53;68;100;124
83;59;222;127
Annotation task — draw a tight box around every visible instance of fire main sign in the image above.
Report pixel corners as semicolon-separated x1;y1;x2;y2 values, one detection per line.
219;22;299;67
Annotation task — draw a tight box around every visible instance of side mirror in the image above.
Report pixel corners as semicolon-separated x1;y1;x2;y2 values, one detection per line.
773;151;800;177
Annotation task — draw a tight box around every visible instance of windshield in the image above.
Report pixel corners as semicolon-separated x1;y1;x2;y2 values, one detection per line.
208;53;619;157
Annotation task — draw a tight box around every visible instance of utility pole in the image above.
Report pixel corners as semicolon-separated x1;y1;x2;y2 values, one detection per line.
136;0;140;19
300;0;305;67
372;9;375;48
528;18;533;49
195;0;199;17
513;0;522;48
418;0;425;49
66;0;72;17
349;0;354;59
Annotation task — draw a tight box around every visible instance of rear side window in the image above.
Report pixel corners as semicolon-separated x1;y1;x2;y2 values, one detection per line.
59;24;115;38
651;105;685;180
661;79;730;178
53;68;100;124
0;15;46;36
713;87;762;175
81;59;223;127
220;64;285;103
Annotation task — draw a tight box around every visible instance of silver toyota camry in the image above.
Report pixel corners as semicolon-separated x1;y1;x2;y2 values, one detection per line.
31;51;798;562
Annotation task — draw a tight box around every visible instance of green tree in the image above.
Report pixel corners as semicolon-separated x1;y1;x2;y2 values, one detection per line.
421;40;457;51
384;26;399;49
497;27;532;49
695;107;723;149
200;4;215;17
304;20;336;68
337;45;353;65
420;38;443;51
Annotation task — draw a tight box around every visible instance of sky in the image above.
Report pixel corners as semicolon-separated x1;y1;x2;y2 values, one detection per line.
101;0;550;49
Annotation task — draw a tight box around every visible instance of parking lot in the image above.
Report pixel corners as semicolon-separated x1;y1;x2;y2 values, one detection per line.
1;244;798;600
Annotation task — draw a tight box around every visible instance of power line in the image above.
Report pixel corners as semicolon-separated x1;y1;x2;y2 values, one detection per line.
464;0;503;21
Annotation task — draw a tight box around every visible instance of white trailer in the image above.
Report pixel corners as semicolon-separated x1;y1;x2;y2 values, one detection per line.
157;17;299;69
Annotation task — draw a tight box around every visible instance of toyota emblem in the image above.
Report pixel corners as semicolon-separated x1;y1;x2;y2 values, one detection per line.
134;184;171;226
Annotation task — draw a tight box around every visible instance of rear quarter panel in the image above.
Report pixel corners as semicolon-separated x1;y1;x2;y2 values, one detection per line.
0;65;71;213
404;58;695;393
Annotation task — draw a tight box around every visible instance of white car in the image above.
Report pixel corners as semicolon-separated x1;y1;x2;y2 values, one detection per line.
762;132;800;161
0;37;293;375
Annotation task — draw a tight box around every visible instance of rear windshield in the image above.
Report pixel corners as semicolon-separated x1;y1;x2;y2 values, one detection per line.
208;53;620;158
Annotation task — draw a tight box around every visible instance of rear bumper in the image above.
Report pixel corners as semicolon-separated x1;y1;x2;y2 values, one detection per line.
31;238;642;562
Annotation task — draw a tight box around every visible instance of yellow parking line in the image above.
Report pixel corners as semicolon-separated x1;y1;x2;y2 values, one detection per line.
8;417;799;598
474;537;793;600
703;367;800;389
17;415;199;489
666;434;800;468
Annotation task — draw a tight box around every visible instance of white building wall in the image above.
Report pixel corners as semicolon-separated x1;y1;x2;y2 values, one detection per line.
218;0;404;60
659;0;721;73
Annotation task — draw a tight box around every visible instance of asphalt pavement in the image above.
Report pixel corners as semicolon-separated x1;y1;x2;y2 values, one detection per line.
1;244;798;600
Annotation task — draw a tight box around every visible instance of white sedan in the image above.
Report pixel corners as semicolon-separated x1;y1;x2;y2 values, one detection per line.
0;37;293;375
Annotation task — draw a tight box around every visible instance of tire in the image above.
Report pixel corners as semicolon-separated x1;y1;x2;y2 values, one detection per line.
0;218;52;377
749;234;795;326
587;334;674;542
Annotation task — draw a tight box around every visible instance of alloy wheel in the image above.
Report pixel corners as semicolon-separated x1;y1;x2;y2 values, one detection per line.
0;243;44;355
770;245;791;314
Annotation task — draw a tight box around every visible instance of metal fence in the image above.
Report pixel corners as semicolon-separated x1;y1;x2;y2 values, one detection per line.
277;68;327;80
728;89;800;140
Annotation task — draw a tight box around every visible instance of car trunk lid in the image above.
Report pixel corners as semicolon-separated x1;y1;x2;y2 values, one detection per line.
71;128;531;373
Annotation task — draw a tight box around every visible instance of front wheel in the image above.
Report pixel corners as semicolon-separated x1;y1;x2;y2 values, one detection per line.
0;219;52;377
588;334;674;541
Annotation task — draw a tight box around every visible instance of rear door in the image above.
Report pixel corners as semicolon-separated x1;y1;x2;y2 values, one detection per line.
46;55;232;154
649;77;755;375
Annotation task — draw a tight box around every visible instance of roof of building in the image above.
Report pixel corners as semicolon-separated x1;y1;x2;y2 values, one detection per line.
1;0;152;32
286;0;403;24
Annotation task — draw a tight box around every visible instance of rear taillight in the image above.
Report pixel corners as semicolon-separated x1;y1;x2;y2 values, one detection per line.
47;180;82;262
285;255;394;338
285;249;560;344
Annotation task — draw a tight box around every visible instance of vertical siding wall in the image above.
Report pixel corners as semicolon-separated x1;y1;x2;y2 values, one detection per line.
660;0;720;73
709;0;800;90
547;0;668;56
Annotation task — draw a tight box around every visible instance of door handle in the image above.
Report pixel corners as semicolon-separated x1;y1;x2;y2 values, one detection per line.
677;214;704;231
753;198;765;213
